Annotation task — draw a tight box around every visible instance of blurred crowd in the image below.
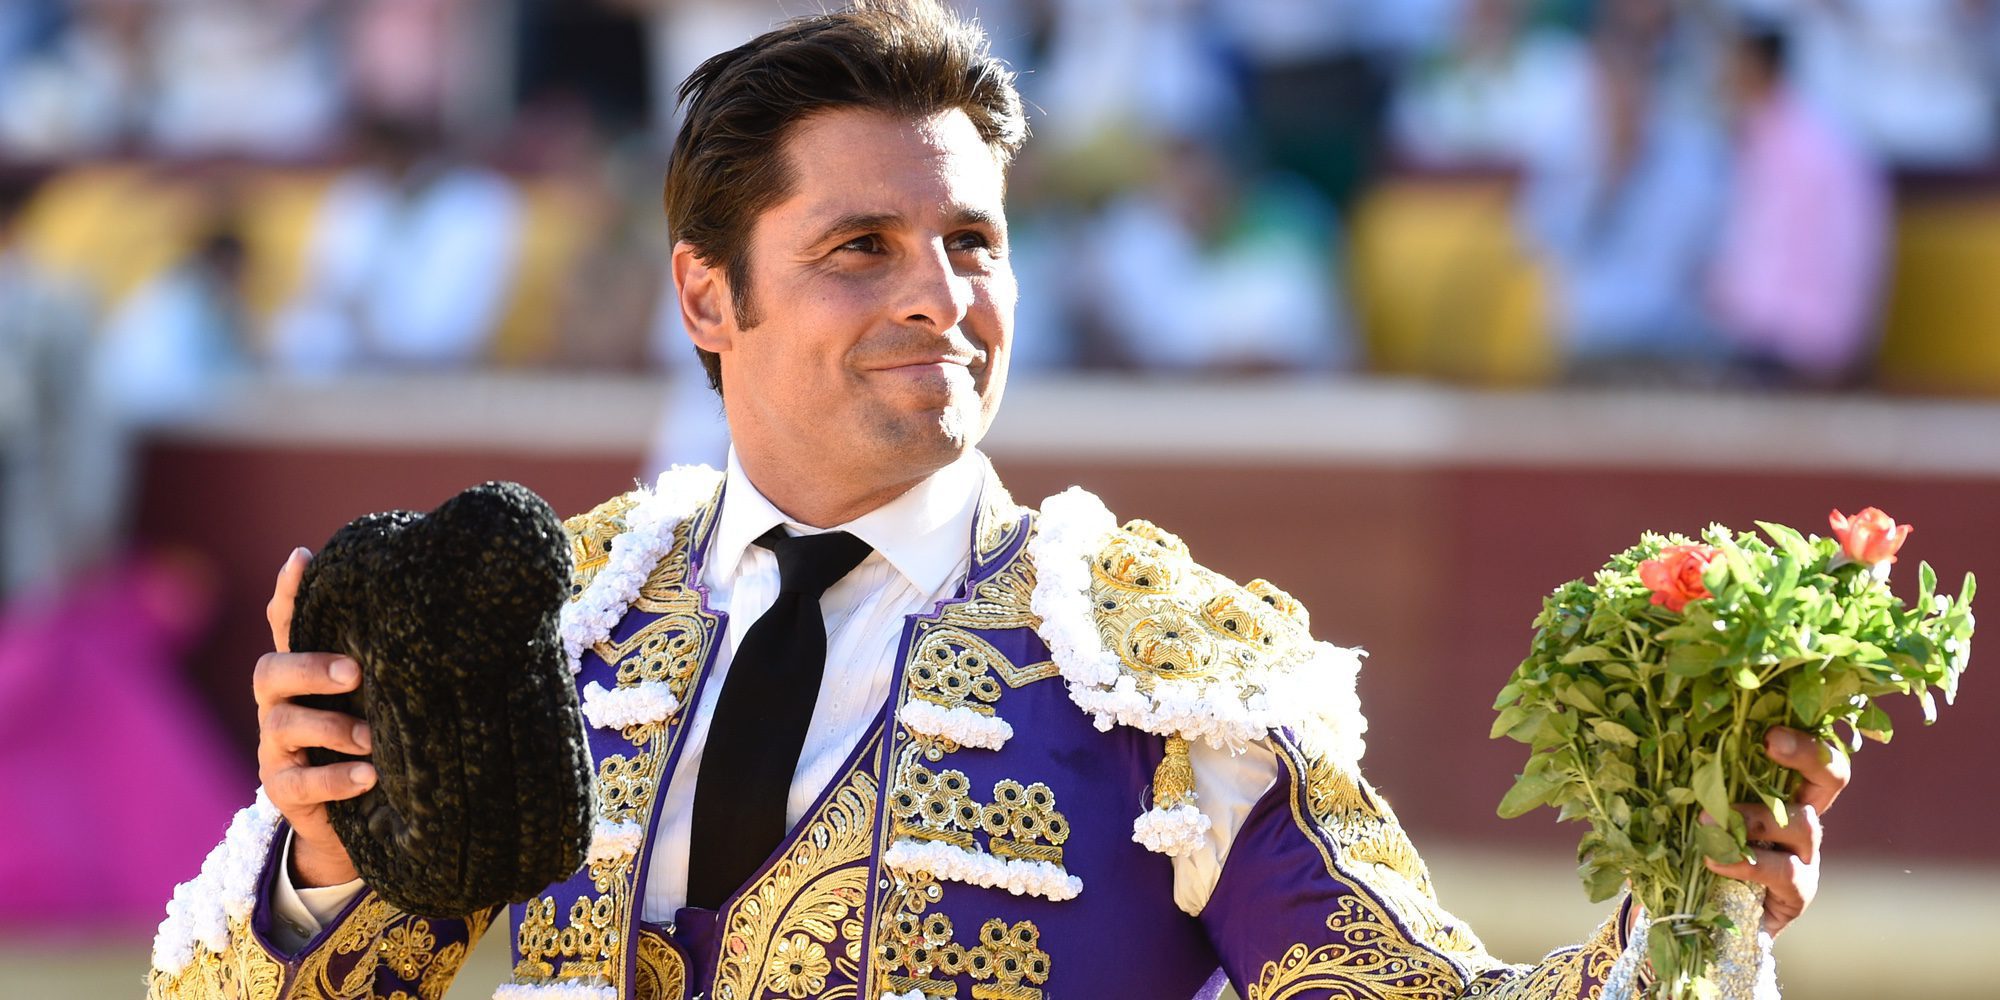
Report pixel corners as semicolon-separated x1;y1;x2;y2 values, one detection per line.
3;0;2000;592
2;0;2000;934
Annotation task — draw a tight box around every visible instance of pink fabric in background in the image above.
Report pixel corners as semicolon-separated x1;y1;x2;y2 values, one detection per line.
0;554;244;932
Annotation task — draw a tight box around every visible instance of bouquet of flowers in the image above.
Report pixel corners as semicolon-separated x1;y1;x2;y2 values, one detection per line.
1492;508;1974;1000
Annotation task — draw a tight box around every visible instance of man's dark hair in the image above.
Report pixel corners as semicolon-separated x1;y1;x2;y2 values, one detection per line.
662;0;1027;392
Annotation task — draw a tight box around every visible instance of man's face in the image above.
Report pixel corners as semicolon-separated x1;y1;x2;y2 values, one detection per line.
713;107;1015;496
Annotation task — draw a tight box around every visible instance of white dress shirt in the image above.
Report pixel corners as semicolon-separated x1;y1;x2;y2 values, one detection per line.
273;452;1276;949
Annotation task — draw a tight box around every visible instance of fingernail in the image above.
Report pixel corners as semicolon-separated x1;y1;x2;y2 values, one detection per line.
292;547;310;562
331;658;358;684
351;763;376;788
353;722;372;753
1770;729;1797;755
1698;811;1715;826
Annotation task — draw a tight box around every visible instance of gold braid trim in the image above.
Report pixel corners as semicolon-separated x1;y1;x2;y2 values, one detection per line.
1151;735;1197;809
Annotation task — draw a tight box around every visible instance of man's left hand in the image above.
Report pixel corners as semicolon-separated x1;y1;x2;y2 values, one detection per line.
1704;725;1851;935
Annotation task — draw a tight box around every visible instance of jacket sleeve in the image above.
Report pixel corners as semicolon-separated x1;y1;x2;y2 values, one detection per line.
1199;732;1637;1000
146;800;497;1000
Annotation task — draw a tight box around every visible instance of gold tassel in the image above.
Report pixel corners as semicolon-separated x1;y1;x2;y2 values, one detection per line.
1151;735;1197;809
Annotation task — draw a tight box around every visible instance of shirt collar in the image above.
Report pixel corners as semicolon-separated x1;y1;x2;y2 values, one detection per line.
708;448;984;596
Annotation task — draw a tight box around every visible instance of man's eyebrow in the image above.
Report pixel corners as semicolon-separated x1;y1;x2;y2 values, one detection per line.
803;206;1005;248
806;212;902;248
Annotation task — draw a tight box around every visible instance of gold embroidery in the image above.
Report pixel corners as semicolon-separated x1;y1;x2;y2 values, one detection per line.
1270;736;1562;996
566;492;642;596
974;476;1026;561
514;894;622;983
712;737;879;1000
889;763;1070;865
1287;738;1498;970
1086;519;1314;694
1246;896;1457;1000
876;910;1051;1000
909;629;1008;716
145;916;285;1000
1151;735;1197;810
634;928;689;1000
293;894;402;997
376;921;436;981
949;546;1041;633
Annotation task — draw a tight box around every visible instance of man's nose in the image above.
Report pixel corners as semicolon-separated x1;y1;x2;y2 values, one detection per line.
900;239;973;332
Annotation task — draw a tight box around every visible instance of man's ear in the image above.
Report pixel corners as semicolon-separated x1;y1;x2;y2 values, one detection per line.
673;242;732;354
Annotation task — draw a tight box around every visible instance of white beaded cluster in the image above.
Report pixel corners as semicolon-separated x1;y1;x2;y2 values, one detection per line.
579;680;680;731
1129;802;1211;858
150;789;285;977
583;819;646;866
881;838;1082;902
896;699;1015;750
558;465;722;676
492;981;617;999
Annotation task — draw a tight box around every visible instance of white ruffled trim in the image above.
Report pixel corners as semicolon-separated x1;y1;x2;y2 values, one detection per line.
150;789;284;976
558;465;721;676
1130;803;1211;858
584;819;645;865
1028;486;1368;766
881;838;1081;902
579;680;680;730
883;990;935;1000
896;699;1014;750
493;983;617;1000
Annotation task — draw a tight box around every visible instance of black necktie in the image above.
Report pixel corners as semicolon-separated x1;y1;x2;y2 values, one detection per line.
685;526;874;909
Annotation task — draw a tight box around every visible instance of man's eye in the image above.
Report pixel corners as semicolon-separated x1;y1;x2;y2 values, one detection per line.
949;232;999;255
838;234;885;254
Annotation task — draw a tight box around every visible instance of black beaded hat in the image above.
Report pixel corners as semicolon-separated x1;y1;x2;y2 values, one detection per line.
290;481;592;916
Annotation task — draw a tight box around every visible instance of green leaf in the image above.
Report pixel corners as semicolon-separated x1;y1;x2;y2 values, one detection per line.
1787;669;1825;723
1580;859;1627;902
1756;520;1816;565
1498;770;1566;818
1857;700;1895;743
1919;561;1938;605
1668;643;1721;678
1592;720;1642;747
1761;790;1789;828
1560;645;1613;664
1490;704;1529;740
1696;821;1741;863
1693;758;1733;824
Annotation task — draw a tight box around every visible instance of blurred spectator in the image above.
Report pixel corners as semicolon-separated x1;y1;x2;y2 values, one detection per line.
1214;0;1392;211
91;221;251;420
145;0;342;158
0;0;152;159
1708;18;1888;386
1079;136;1351;372
515;0;654;134
1029;0;1239;155
1390;0;1591;167
271;115;523;375
1519;18;1728;375
1779;0;1998;167
0;177;106;597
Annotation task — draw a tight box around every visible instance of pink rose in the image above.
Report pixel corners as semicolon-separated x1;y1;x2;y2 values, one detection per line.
1638;544;1719;614
1829;507;1912;566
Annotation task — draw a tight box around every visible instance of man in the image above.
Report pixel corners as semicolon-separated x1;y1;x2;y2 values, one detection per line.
148;4;1845;998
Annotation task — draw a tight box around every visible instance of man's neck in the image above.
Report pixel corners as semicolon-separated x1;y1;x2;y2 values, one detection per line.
732;452;945;529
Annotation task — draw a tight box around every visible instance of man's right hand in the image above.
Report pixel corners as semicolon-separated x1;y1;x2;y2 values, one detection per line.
254;547;375;888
